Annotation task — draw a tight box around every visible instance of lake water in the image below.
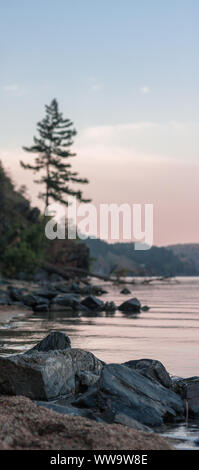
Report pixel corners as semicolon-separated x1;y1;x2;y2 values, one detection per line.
0;276;199;448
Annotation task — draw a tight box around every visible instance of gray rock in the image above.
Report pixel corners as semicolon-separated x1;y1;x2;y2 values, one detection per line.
7;286;24;301
33;303;50;313
49;273;66;283
50;303;72;312
172;376;199;417
35;401;99;421
0;348;103;400
25;331;71;354
52;293;80;310
118;298;141;313
120;288;131;295
71;282;81;293
73;363;183;428
113;413;153;433
35;401;151;431
123;359;172;389
142;305;150;312
81;285;93;295
75;370;100;392
53;283;71;294
91;286;108;296
22;294;49;307
0;294;11;305
34;289;58;300
103;301;116;312
81;295;104;311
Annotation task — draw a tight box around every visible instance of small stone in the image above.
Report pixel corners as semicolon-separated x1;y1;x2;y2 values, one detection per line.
120;288;131;295
118;298;141;313
81;295;104;311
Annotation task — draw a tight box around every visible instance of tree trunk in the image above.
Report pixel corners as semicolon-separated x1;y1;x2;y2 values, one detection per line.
43;262;136;284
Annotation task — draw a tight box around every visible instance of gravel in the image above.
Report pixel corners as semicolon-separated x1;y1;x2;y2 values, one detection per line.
0;395;173;450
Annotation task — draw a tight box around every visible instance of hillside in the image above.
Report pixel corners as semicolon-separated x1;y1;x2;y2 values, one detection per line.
169;244;199;275
0;163;89;278
86;238;198;277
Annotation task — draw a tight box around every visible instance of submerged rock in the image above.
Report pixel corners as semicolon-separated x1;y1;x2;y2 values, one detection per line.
118;298;141;313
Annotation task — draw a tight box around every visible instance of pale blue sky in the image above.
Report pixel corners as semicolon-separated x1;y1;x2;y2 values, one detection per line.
1;0;199;142
1;1;199;244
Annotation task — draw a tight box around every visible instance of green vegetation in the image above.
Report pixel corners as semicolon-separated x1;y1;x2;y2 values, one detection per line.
0;163;48;278
0;221;48;278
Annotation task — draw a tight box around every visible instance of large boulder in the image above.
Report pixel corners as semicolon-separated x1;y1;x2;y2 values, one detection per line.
73;363;184;428
123;359;172;389
0;348;103;401
118;298;141;313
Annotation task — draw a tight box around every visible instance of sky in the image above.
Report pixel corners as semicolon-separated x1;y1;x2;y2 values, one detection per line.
1;0;199;246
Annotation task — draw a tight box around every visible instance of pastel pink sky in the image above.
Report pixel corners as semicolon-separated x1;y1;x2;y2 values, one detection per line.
1;121;199;247
2;1;199;247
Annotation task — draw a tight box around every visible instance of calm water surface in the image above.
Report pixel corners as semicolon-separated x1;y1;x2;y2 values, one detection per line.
0;276;199;448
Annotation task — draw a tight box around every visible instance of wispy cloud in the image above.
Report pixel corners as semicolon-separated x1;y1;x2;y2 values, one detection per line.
88;77;103;93
76;120;199;164
3;84;19;92
139;85;151;94
2;83;29;97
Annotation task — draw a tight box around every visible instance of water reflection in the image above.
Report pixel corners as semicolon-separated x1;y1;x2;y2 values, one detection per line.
162;420;199;449
1;277;199;448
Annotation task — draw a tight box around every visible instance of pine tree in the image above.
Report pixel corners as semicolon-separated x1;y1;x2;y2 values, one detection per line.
21;99;90;208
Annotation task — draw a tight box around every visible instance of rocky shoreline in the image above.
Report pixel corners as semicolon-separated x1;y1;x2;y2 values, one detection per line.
0;276;149;315
0;330;198;450
0;277;198;450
